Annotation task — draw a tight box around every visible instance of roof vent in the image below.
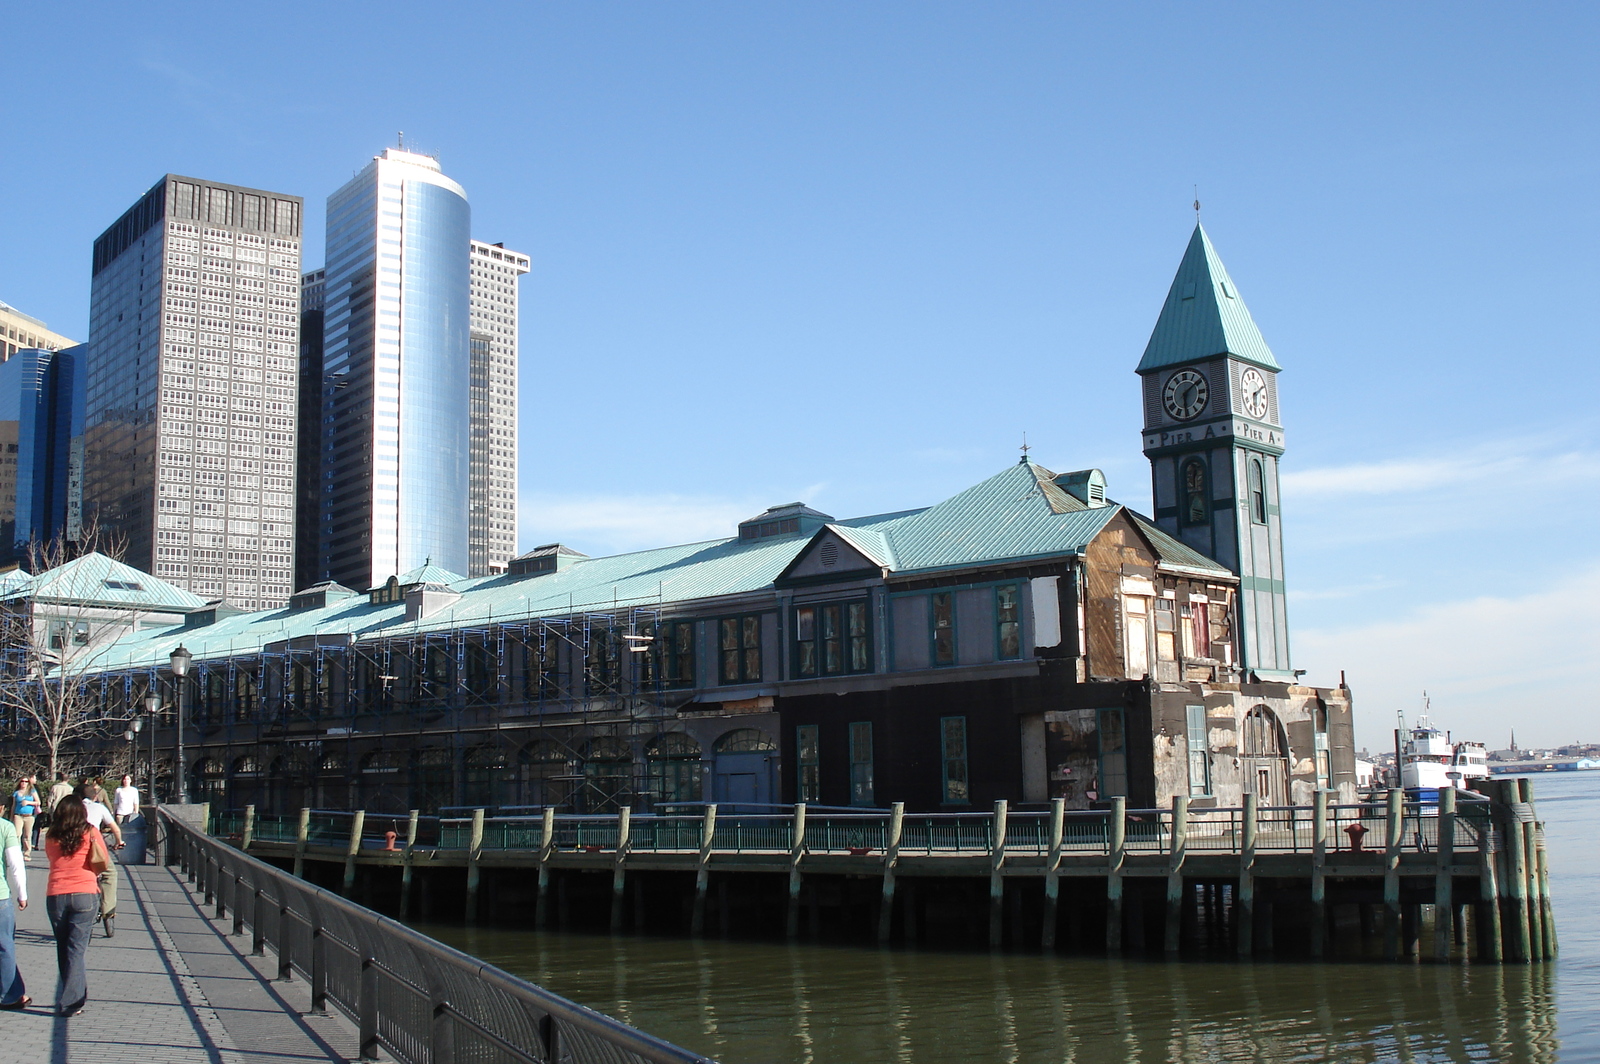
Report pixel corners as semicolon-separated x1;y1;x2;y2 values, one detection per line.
508;543;588;577
288;581;359;612
405;583;461;622
184;600;248;629
1055;469;1108;508
738;503;833;542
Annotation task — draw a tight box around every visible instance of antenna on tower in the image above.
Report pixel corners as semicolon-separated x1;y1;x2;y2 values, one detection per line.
398;131;405;150
1193;186;1201;221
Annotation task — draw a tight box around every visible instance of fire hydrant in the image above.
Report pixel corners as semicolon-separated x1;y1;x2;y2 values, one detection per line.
384;830;398;851
1344;823;1367;852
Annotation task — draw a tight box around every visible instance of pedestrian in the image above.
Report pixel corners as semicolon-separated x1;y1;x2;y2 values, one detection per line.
9;778;39;862
0;805;29;1010
112;775;140;825
38;773;71;850
45;794;105;1017
76;784;124;936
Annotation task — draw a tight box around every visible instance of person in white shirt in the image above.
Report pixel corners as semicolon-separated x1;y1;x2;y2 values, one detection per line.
77;784;124;930
0;814;29;1009
112;776;140;824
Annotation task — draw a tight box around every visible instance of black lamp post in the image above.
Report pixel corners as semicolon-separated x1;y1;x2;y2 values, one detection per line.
143;690;160;802
170;645;192;804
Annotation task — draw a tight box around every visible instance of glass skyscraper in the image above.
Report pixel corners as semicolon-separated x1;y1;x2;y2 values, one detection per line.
84;176;303;608
0;345;84;562
318;149;471;590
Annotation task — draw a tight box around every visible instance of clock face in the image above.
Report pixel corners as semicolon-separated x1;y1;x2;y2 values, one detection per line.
1240;368;1269;420
1162;369;1208;421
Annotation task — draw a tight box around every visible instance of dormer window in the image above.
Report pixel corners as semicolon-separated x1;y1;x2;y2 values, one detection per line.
737;503;833;541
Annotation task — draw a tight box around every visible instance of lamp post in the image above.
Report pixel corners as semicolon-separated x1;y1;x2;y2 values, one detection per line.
143;690;160;802
124;715;144;783
170;645;192;804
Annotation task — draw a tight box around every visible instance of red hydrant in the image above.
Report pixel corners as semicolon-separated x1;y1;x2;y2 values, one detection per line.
384;830;398;851
1344;823;1367;852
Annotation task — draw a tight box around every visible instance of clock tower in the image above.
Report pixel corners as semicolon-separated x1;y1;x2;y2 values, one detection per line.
1136;225;1292;679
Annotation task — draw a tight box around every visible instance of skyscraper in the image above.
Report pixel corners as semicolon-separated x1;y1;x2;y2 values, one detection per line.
318;148;471;590
84;176;303;609
0;345;85;562
0;299;77;363
467;240;528;576
294;268;325;592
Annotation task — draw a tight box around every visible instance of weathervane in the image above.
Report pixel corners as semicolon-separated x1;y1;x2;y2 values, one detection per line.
1020;432;1031;461
1193;186;1201;220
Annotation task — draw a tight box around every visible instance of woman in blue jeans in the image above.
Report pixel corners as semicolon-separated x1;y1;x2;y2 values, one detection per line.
0;813;29;1010
45;795;103;1017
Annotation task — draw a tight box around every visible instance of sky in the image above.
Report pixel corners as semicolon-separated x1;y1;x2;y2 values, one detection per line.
3;3;1596;748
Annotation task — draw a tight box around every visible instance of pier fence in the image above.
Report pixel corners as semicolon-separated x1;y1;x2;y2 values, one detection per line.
158;808;714;1064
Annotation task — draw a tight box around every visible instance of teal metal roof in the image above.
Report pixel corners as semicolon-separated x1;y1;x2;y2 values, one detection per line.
1136;224;1280;373
5;552;205;611
1128;515;1234;578
71;462;1237;672
393;562;466;586
0;569;31;596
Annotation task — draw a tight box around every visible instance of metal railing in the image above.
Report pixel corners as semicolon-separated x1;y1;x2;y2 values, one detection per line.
159;808;713;1064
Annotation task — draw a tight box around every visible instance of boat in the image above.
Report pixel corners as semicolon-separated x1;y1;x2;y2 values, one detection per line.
1399;697;1490;791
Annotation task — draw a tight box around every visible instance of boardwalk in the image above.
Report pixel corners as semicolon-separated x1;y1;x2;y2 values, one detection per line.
6;858;376;1063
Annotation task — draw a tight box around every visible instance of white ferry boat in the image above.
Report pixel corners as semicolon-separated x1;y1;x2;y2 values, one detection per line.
1400;712;1490;790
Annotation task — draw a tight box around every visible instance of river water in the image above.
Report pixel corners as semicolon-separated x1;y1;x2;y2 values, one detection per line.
420;773;1598;1063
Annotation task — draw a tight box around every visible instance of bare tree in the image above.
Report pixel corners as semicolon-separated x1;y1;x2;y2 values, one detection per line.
0;518;140;781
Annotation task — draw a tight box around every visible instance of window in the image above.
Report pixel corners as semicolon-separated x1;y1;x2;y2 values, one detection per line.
1155;598;1176;661
849;722;874;806
1249;457;1267;524
1123;594;1150;677
931;592;955;666
1186;704;1211;796
1314;700;1331;788
1180;601;1211;659
796;725;820;802
1181;457;1208;526
941;716;970;805
994;584;1022;659
794;601;872;677
1096;708;1127;798
719;614;763;684
646;733;703;806
650;620;695;688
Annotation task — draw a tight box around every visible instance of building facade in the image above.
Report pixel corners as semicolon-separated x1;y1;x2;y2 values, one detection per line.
83;175;303;610
0;299;77;364
317;149;472;593
294;269;326;592
467;240;528;577
0;345;85;561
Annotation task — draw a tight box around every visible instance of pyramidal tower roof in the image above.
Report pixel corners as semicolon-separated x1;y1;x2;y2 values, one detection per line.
1137;224;1280;373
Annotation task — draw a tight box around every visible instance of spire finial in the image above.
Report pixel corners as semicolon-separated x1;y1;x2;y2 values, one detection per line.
1019;432;1031;464
1193;186;1201;222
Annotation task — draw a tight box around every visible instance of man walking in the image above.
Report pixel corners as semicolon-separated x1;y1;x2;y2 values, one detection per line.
77;784;124;935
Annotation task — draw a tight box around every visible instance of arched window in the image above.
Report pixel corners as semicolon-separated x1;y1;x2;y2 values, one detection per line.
1240;705;1289;804
519;740;576;810
232;755;262;777
463;744;509;810
1249;458;1267;524
1241;706;1283;756
1181;457;1208;526
411;748;454;814
646;733;703;806
583;737;633;813
713;728;778;753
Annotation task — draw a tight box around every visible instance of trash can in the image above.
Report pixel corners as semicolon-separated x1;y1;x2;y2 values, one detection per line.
117;815;148;864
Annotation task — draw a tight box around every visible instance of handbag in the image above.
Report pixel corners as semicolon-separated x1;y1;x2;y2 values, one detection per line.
86;831;110;875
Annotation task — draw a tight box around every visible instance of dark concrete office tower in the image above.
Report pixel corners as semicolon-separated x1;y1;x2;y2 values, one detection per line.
85;176;303;609
318;149;471;590
294;268;325;592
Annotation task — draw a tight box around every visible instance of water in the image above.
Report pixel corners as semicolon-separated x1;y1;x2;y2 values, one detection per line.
419;773;1599;1062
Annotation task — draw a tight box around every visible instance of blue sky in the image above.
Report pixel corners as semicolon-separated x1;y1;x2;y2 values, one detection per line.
4;3;1596;746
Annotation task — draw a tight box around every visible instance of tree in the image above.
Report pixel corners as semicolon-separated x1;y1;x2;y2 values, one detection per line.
0;519;140;782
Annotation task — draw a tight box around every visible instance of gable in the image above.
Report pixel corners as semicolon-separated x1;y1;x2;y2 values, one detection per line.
777;528;885;584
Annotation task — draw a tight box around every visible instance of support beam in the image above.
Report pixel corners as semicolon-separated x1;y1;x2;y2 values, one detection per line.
1164;794;1188;954
465;808;485;924
611;807;631;933
1106;796;1126;954
292;806;310;879
1383;788;1403;961
878;802;904;944
536;807;555;929
1505;780;1532;962
1041;798;1065;950
692;804;717;937
1237;793;1257;957
399;810;419;920
342;810;366;898
786;803;807;939
1310;789;1327;959
1434;786;1455;961
988;799;1008;949
1476;801;1502;964
241;804;256;852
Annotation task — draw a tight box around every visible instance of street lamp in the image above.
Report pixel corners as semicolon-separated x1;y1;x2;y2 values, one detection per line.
170;645;192;804
124;715;143;783
143;690;160;803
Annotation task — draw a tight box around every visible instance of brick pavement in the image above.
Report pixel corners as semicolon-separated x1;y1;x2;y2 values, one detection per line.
2;856;385;1063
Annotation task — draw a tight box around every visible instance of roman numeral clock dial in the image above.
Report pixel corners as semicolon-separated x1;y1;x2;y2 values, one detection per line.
1240;368;1269;420
1162;369;1208;421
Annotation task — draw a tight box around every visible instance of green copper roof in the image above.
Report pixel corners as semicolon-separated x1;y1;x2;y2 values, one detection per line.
2;552;205;611
1137;224;1280;373
392;562;466;587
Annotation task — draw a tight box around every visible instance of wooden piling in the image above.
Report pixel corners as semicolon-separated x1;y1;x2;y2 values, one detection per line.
398;810;419;920
1310;789;1327;958
465;809;485;924
1476;800;1502;964
878;802;903;944
1383;788;1403;961
611;807;631;933
1041;798;1065;950
241;805;256;851
692;804;717;937
1434;786;1456;961
988;799;1008;949
786;803;806;939
1536;825;1557;959
292;806;311;878
1505;781;1532;962
1237;793;1256;957
342;809;366;898
1164;795;1188;954
1106;796;1126;954
535;807;555;929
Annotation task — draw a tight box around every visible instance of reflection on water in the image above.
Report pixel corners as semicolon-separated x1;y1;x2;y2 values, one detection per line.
416;775;1600;1063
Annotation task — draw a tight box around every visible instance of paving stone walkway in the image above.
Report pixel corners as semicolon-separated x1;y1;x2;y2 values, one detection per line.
3;856;384;1063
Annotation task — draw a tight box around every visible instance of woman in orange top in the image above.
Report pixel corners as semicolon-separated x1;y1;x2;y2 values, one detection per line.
45;795;103;1017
